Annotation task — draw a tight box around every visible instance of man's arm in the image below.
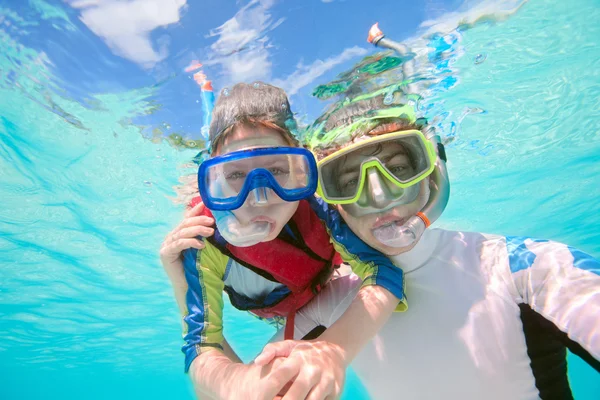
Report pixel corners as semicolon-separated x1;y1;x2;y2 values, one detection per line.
507;236;600;370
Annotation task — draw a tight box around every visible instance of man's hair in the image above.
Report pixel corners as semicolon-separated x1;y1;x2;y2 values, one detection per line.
309;92;424;158
314;118;420;159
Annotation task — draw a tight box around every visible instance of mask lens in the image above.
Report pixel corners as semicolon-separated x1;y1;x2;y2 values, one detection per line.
201;148;315;210
319;132;432;202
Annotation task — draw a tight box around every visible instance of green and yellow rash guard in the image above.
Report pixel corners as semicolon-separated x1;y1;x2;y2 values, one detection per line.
180;195;407;372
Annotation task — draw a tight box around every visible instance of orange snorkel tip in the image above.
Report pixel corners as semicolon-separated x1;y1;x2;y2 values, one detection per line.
367;22;385;45
185;60;203;73
201;80;213;92
416;212;431;228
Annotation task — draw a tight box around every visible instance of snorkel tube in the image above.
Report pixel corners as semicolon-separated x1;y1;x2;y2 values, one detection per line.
367;23;450;247
184;62;216;145
368;23;418;94
185;61;215;162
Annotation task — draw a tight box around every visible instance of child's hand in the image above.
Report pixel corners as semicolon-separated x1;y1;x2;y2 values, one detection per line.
160;200;214;265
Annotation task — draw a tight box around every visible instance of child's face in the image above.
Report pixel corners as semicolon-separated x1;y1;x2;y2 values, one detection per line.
216;125;299;242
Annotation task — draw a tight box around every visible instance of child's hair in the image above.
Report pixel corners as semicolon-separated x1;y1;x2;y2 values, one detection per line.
209;82;298;152
212;118;299;155
172;82;299;206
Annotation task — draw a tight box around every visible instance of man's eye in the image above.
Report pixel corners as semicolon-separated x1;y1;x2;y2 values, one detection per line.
388;163;414;179
340;177;359;193
389;165;406;174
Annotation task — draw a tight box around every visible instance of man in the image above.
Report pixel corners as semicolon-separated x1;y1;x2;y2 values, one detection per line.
257;89;600;399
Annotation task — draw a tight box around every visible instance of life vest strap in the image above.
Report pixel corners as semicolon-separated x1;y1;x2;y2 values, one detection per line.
284;310;296;340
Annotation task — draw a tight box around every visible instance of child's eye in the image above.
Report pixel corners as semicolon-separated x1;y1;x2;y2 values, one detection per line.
226;171;246;180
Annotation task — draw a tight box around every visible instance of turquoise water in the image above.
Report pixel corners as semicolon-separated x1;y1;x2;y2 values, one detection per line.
1;0;599;399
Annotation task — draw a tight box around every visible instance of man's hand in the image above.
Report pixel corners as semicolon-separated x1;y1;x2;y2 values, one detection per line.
193;352;297;400
256;340;347;400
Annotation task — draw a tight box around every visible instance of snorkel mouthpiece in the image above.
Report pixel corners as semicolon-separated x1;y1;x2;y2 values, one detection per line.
372;218;421;248
213;210;271;247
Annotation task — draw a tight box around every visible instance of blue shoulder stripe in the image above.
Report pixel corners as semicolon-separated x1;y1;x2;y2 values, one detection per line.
507;236;600;277
568;246;600;276
506;236;547;274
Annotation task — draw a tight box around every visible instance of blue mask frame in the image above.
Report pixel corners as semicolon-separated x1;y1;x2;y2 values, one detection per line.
198;147;318;211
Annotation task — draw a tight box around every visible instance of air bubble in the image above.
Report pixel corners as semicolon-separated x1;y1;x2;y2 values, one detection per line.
253;82;261;89
222;88;230;96
474;53;487;64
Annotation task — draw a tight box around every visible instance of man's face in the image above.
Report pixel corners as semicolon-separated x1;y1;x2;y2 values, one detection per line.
317;116;433;255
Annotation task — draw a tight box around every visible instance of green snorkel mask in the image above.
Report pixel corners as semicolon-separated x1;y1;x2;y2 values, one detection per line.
308;102;450;249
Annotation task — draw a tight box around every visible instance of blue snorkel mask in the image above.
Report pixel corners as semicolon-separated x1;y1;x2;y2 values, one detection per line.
198;146;318;247
198;146;318;211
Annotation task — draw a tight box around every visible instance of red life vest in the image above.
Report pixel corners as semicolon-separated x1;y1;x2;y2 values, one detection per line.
189;196;342;339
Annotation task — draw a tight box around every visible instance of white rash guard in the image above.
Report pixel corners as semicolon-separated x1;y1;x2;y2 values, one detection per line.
291;228;600;400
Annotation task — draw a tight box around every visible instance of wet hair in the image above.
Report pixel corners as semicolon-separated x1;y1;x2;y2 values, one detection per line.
310;93;426;159
314;117;420;159
212;118;299;155
317;96;387;133
209;82;298;152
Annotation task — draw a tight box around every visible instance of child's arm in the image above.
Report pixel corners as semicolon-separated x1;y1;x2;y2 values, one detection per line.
315;284;397;360
160;200;214;316
254;198;406;398
181;243;296;399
